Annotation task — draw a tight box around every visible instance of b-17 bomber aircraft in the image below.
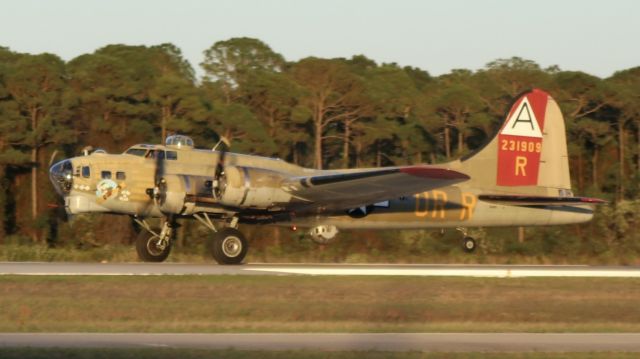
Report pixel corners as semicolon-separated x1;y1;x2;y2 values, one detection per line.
49;89;604;264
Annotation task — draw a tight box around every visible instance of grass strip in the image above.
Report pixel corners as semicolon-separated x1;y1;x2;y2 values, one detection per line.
1;275;640;333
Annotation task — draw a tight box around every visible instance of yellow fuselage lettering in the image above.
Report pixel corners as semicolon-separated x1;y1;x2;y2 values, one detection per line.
431;190;447;219
415;191;429;217
460;192;477;220
414;189;477;221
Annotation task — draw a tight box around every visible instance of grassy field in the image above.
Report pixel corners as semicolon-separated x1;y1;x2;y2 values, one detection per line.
5;221;640;265
0;348;637;359
1;275;640;333
2;241;639;265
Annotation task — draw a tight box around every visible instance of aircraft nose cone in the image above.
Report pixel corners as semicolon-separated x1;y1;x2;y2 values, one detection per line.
49;159;73;196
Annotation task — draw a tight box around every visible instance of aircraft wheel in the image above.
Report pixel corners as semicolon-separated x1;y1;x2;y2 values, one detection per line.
210;228;248;265
462;236;476;253
136;230;172;262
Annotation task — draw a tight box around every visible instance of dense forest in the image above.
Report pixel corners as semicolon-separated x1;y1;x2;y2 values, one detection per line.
0;37;639;262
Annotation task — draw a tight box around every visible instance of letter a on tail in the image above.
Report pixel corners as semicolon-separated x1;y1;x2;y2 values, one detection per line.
497;90;548;186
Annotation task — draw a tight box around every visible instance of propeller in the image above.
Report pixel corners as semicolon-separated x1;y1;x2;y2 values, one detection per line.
142;148;167;211
152;149;167;208
212;136;230;200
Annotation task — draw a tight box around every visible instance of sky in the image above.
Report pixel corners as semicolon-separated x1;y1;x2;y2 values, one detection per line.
1;0;638;79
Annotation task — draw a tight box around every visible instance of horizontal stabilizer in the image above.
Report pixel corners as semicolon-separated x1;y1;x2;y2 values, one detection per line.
478;194;606;206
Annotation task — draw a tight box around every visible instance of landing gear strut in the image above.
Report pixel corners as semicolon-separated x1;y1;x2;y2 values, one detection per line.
134;218;173;262
457;227;477;253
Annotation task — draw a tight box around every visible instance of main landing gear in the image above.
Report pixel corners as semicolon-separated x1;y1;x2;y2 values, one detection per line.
210;228;248;265
135;214;249;265
457;227;477;253
194;213;248;265
134;218;174;262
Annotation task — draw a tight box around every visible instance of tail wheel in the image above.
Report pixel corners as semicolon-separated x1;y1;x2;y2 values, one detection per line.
136;230;172;262
210;228;248;265
462;236;476;253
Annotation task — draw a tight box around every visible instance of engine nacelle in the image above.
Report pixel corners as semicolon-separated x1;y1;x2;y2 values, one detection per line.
309;225;339;244
158;174;191;214
217;166;291;209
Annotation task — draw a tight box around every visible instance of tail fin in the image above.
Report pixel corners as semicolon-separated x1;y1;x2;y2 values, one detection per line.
455;89;571;196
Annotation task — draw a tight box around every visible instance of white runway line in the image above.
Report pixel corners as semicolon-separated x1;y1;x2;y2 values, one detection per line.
1;262;640;278
244;267;640;278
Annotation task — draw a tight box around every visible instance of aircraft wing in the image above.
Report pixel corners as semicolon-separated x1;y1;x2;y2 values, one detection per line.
478;194;607;206
282;166;469;211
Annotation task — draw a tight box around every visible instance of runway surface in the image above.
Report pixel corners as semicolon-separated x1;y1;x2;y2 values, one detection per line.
2;262;640;277
2;333;640;352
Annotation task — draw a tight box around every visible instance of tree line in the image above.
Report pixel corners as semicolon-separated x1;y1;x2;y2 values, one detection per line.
0;37;638;246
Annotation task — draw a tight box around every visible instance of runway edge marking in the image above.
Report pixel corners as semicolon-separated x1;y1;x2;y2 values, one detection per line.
2;264;640;278
243;267;640;278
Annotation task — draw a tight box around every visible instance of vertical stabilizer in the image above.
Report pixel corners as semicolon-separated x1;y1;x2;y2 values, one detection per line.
453;89;572;196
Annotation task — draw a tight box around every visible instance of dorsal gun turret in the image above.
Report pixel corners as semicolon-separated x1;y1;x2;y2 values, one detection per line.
165;135;194;150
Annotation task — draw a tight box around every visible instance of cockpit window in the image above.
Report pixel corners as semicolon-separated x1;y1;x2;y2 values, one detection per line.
116;171;126;180
82;166;91;178
166;151;177;160
127;148;177;160
101;171;112;179
126;148;147;157
146;150;158;159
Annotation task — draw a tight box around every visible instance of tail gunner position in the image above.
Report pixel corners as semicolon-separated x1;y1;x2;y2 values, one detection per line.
50;89;604;264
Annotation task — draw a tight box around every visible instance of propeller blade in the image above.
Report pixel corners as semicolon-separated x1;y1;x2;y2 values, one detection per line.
153;150;167;207
154;149;165;186
144;149;167;211
212;136;230;200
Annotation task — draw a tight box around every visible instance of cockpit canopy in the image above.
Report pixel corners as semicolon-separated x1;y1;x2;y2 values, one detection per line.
165;135;194;149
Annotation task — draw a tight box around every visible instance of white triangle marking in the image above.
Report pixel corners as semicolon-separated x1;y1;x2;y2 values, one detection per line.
501;97;543;138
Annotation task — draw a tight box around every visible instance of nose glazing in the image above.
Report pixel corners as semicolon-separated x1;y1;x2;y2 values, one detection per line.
49;159;73;196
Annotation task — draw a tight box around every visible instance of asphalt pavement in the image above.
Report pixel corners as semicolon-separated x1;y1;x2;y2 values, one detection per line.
1;333;640;352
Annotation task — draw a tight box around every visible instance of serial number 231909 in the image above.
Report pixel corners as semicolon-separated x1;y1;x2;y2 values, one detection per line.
500;139;541;153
